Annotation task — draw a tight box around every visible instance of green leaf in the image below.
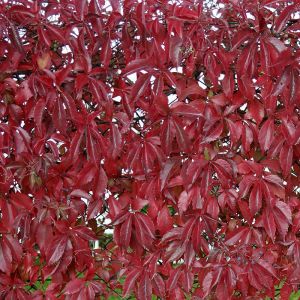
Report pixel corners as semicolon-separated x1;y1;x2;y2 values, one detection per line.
290;291;300;300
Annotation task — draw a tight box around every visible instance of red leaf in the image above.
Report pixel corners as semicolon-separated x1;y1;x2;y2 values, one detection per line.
167;268;182;290
258;119;274;152
157;206;173;234
238;75;255;99
242;123;254;153
280;283;293;300
122;58;153;76
238;199;252;224
73;226;97;241
178;190;189;215
100;35;112;69
120;214;132;248
44;24;66;43
177;81;206;101
227;119;242;145
69;130;84;159
167;242;186;262
65;279;85;294
47;235;68;265
89;78;109;104
93;167;108;199
0;239;12;274
249;183;263;216
111;211;130;226
137;273;152;300
274;200;292;224
161;119;175;154
182;218;197;244
130;73;152;104
154;94;169;116
123;268;142;297
263;208;276;241
279;143;293;178
135;213;155;239
272;68;290;97
246;100;265;125
70;189;91;200
111;123;122;159
77;163;97;186
171;102;202;118
3;235;22;263
263;174;285;198
222;71;234;98
203;121;223;143
202;272;214;297
160;160;175;190
169;36;182;67
152;273;166;298
34;98;46;136
274;4;298;33
231;29;254;50
87;199;103;220
256;259;277;278
55;64;72;86
10;192;32;211
184;242;195;270
225;227;248;246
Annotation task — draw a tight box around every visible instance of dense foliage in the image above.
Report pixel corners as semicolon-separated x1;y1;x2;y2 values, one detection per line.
0;0;300;299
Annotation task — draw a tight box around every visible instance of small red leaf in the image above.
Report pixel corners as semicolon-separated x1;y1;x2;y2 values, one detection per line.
263;208;276;241
258;119;274;152
120;214;132;248
249;183;262;216
157;206;173;234
152;273;166;298
0;239;12;274
47;236;68;265
111;123;122;159
225;227;248;246
65;279;85;295
100;35;112;69
123;269;142;297
73;226;97;241
274;4;298;33
130;73;151;104
138;273;152;300
122;58;153;76
279;143;293;178
178;190;189;215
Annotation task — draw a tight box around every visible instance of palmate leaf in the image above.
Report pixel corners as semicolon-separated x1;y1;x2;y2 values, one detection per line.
0;0;300;299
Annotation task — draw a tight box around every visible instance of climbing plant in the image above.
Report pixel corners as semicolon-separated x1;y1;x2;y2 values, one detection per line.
0;0;300;299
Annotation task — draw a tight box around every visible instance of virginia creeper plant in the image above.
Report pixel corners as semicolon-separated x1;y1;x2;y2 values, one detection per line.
0;0;300;299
